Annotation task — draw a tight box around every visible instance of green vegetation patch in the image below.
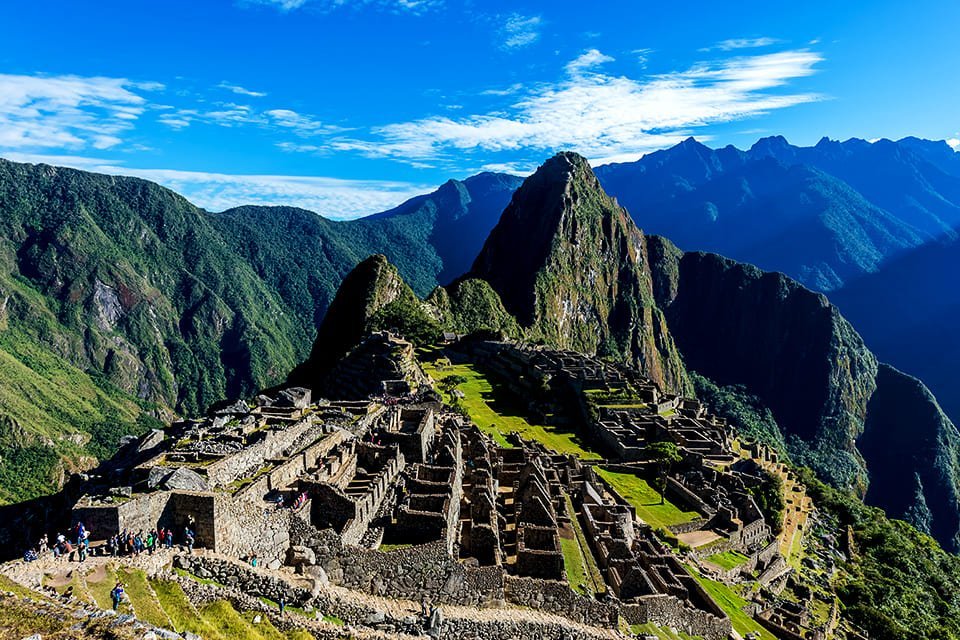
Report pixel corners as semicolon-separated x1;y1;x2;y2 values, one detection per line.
705;550;750;571
117;566;172;628
630;622;704;639
596;467;699;528
422;357;600;458
150;578;225;639
685;567;775;640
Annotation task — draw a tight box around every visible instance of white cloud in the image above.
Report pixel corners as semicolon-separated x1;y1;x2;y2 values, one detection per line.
948;138;960;151
501;14;542;49
1;152;430;220
565;49;615;76
480;83;524;97
0;73;159;151
218;81;267;97
322;48;824;166
632;48;654;68
157;103;340;137
701;37;781;52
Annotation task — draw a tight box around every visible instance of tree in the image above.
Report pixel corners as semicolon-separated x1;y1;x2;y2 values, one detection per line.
645;441;682;505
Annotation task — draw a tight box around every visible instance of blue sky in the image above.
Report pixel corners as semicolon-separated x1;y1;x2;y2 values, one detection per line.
0;0;957;218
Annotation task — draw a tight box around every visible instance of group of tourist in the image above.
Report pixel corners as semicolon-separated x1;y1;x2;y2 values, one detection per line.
23;522;198;562
24;522;92;563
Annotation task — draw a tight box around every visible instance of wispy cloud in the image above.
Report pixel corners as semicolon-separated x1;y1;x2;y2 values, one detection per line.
1;152;429;219
565;49;614;76
218;81;267;97
241;0;442;14
501;13;542;49
158;103;341;137
701;37;781;52
0;73;161;151
632;48;654;68
479;83;524;97
317;47;825;166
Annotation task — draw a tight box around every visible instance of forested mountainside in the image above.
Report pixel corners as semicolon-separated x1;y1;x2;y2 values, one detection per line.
3;147;960;552
595;136;960;292
0;158;518;503
296;152;960;552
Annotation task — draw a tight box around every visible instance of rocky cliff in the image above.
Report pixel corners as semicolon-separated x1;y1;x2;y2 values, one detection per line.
470;152;691;395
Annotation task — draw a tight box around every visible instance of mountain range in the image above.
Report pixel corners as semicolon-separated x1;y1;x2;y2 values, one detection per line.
1;138;960;552
294;152;960;551
595;135;960;292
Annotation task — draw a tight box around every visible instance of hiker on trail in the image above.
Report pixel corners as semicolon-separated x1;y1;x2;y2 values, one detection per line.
279;597;286;616
110;582;124;610
184;527;195;554
77;542;86;563
250;554;258;568
146;531;156;555
165;528;174;549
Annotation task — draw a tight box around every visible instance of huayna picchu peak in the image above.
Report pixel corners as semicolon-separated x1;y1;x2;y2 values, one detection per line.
470;152;691;396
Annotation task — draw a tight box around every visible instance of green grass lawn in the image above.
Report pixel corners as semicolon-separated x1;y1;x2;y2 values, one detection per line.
117;567;172;628
705;550;751;571
422;358;600;459
630;622;704;639
596;467;699;528
150;578;225;640
562;494;606;595
685;567;776;640
560;535;591;594
85;564;123;612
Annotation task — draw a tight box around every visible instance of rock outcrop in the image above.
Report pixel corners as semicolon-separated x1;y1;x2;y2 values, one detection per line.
469;152;691;395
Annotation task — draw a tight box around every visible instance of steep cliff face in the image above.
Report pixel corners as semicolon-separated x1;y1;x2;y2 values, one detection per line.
648;245;879;489
470;152;690;394
644;238;960;549
858;365;960;549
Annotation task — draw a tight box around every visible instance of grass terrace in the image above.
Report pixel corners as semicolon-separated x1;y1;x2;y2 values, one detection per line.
685;566;776;640
596;467;699;529
705;550;751;571
629;622;704;639
561;494;607;595
422;356;600;459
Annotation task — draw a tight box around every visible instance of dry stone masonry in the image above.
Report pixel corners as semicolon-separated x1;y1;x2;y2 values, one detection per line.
56;332;819;639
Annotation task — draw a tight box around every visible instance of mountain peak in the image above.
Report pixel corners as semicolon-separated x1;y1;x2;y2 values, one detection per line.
469;151;690;393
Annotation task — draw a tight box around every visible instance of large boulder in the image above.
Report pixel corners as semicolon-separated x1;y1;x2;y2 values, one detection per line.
277;387;311;409
136;429;165;454
286;545;317;567
159;467;210;492
146;467;173;490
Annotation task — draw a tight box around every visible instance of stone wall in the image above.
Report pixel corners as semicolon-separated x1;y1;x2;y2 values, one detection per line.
213;493;290;565
174;554;311;605
296;526;501;607
205;420;316;488
503;576;618;627
622;594;731;640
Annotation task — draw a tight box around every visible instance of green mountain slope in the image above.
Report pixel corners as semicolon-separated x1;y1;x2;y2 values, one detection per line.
0;158;518;503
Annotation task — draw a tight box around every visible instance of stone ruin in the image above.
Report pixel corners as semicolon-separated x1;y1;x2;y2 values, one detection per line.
62;334;804;640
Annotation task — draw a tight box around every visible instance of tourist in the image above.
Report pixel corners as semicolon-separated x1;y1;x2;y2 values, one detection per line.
164;528;174;549
184;527;195;554
278;596;286;617
77;542;86;563
110;582;124;610
250;554;258;568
